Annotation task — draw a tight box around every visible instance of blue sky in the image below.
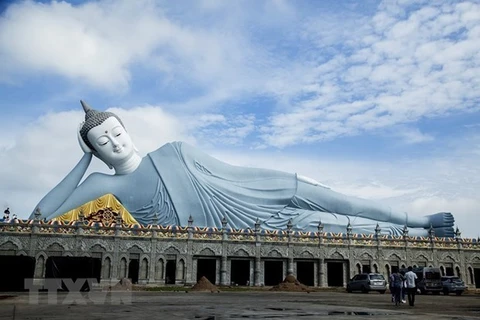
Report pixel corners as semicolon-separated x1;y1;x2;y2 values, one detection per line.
0;0;479;237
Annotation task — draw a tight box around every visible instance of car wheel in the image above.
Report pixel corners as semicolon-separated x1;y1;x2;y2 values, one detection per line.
443;289;449;295
347;285;352;293
361;286;368;293
379;290;386;294
433;291;440;295
456;291;463;296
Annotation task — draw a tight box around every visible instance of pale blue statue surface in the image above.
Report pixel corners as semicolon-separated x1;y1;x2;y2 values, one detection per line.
30;101;455;237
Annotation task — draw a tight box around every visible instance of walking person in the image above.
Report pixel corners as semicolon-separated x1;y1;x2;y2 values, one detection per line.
404;266;418;306
400;270;407;303
391;270;404;306
389;273;395;302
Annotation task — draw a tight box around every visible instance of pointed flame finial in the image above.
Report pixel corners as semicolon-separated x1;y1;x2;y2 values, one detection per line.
80;100;92;113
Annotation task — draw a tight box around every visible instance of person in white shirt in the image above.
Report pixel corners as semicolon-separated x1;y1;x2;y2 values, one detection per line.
404;266;418;306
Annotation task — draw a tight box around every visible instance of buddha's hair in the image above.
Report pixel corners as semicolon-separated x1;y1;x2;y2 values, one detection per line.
79;106;125;151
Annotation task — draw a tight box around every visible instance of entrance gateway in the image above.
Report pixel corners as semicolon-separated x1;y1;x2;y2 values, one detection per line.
326;260;346;287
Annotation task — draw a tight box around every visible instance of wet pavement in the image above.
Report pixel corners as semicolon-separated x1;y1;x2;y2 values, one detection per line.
0;290;479;319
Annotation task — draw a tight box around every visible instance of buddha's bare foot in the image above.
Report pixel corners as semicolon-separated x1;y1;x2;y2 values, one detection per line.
426;212;454;228
430;226;455;238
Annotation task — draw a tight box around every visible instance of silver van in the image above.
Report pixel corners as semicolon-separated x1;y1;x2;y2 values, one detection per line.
414;267;443;294
347;273;387;294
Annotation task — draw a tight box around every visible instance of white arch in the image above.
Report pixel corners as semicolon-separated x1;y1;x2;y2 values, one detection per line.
103;256;112;279
16;250;28;256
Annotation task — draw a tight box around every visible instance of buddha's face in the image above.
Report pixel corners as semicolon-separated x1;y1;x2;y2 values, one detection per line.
87;117;135;165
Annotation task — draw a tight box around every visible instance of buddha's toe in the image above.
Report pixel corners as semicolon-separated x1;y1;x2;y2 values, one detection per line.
432;226;455;238
427;212;454;228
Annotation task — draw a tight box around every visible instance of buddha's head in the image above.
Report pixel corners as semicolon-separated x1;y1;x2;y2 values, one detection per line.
79;100;137;169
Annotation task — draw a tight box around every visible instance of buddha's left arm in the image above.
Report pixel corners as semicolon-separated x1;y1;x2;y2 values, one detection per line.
30;153;92;218
44;172;111;220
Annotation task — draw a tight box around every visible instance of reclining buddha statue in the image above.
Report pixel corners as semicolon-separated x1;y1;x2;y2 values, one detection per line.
29;101;455;237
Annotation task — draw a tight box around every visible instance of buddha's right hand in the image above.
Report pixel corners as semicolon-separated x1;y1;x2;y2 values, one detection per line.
77;122;92;153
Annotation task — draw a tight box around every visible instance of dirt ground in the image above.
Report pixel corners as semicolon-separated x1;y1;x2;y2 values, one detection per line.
0;290;479;320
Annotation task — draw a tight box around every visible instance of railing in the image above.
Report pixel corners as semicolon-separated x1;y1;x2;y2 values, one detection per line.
0;218;478;249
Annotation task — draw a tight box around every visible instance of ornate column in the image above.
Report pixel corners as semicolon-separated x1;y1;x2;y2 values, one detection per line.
185;215;195;285
221;216;228;241
220;256;228;286
428;224;435;249
317;221;324;246
345;222;354;283
346;222;353;245
286;219;294;275
255;218;261;243
76;210;85;236
455;227;466;282
254;257;261;286
29;208;42;257
317;221;325;287
111;215;122;280
31;208;41;234
148;228;157;284
220;216;229;286
402;225;410;266
254;219;262;286
30;208;43;284
455;227;463;250
374;223;381;243
428;224;438;267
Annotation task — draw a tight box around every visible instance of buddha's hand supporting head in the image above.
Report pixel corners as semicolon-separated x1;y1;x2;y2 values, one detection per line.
77;123;92;154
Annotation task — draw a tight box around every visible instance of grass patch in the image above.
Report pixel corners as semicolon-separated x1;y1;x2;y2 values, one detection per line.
144;286;190;292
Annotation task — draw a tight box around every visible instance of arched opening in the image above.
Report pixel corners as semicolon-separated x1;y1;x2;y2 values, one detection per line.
0;255;35;291
119;258;127;279
102;257;111;279
440;266;445;276
140;258;149;280
356;263;362;274
35;255;45;278
176;259;185;280
385;264;391;278
373;264;378;273
468;267;474;285
155;259;164;281
455;266;461;278
166;260;177;284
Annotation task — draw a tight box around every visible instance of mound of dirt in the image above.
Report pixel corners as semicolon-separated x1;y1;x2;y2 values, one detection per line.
110;278;132;291
269;274;311;292
191;276;220;292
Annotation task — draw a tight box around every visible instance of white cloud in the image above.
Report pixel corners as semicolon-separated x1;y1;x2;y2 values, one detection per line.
391;126;435;144
257;0;480;147
0;0;270;97
0;0;170;90
2;1;478;148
